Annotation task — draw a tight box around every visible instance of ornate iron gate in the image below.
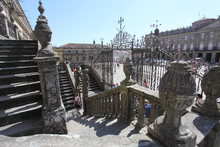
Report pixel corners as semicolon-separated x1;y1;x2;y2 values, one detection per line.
132;29;175;91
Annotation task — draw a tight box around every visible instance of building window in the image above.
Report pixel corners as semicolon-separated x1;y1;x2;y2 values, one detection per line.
208;42;213;50
76;50;78;54
190;43;194;50
183;44;187;50
184;36;188;40
209;32;214;38
200;33;205;39
199;42;204;50
218;42;220;49
178;44;181;49
191;35;195;40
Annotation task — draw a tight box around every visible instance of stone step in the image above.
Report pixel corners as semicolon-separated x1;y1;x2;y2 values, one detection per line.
0;117;43;137
0;102;42;127
0;40;37;45
0;65;38;75
0;50;37;55
61;92;74;99
0;90;42;109
59;75;68;80
0;55;36;61
0;81;40;96
65;104;75;112
59;78;69;83
0;46;38;50
60;86;72;92
60;89;73;95
59;80;70;85
63;99;74;107
0;72;39;85
62;96;75;102
59;70;66;73
60;83;71;88
0;60;36;68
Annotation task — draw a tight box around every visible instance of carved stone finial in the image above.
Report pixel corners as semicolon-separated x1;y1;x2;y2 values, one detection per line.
148;61;196;147
120;58;135;86
34;0;56;57
192;67;220;118
38;0;44;16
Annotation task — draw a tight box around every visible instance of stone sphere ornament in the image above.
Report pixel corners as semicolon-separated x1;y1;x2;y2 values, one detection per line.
148;61;196;147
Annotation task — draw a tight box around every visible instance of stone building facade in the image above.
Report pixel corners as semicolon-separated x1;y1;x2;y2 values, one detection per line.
0;0;33;40
159;16;220;63
54;43;104;68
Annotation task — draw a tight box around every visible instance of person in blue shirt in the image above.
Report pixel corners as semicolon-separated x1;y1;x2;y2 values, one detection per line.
144;100;151;126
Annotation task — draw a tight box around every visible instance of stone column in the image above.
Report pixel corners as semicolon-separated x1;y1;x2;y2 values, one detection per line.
82;68;89;115
74;67;81;93
120;58;135;122
148;61;196;147
119;87;129;122
33;1;67;134
192;67;220;118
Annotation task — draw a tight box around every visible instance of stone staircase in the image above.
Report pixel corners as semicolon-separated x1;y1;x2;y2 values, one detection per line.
0;40;43;136
58;70;75;112
88;72;103;93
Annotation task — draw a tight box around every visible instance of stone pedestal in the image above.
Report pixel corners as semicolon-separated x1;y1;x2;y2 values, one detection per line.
148;61;196;147
192;67;220;119
34;54;67;134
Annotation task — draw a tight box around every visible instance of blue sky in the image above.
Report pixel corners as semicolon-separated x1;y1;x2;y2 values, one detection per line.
20;0;220;47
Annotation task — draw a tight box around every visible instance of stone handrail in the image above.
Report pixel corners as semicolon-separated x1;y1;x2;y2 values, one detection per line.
65;63;76;92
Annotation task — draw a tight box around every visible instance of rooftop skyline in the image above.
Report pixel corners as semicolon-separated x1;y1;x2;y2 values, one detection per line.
20;0;220;46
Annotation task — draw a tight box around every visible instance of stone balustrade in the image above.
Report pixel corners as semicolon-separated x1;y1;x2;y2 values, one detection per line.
84;84;162;125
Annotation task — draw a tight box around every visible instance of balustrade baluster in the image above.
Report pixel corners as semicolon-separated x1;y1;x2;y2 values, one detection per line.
136;96;145;128
112;94;116;117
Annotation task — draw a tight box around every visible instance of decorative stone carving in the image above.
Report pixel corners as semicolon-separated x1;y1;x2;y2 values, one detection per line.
148;61;196;147
192;67;220;118
34;0;57;57
34;0;67;134
121;58;135;86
